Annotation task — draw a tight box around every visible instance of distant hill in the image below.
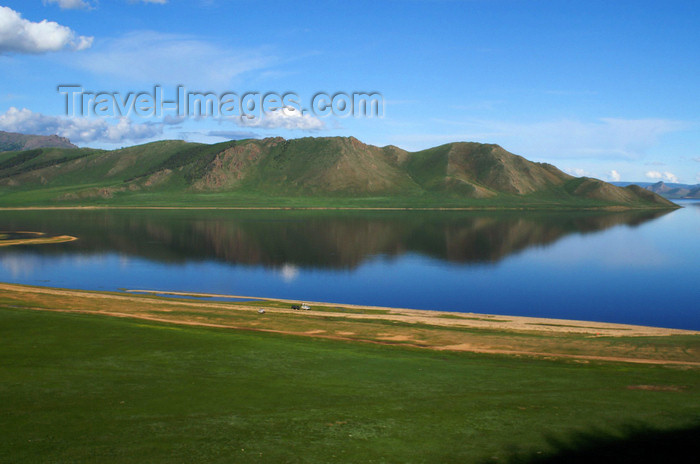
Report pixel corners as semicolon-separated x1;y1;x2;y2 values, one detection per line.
0;130;77;152
0;136;677;208
614;181;700;199
645;181;700;199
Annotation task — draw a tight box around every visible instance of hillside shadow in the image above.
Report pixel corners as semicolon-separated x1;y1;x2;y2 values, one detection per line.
480;422;700;464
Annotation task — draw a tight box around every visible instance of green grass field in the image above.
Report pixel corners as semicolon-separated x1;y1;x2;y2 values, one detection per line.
1;307;698;463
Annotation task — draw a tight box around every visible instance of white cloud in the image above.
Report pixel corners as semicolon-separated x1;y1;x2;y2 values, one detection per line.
75;31;273;87
279;264;299;283
422;117;690;161
0;107;162;144
562;168;622;182
0;254;39;278
645;171;679;183
508;118;689;160
162;115;185;126
693;157;700;163
239;107;325;131
565;168;590;177
44;0;164;9
0;6;93;54
208;130;259;140
43;0;94;10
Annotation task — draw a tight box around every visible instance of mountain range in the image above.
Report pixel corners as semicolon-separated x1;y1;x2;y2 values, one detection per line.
613;181;700;199
0;134;677;208
0;130;77;152
644;181;700;199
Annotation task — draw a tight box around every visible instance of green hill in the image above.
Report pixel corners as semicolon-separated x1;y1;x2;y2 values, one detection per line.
0;136;678;209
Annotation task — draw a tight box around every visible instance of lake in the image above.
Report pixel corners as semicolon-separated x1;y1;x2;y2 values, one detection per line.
1;203;698;330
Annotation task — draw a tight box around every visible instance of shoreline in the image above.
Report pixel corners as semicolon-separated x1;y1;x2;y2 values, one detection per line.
0;231;78;247
0;204;679;212
2;282;698;366
123;288;696;336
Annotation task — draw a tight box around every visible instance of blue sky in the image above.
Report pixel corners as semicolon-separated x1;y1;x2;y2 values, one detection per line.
1;0;699;183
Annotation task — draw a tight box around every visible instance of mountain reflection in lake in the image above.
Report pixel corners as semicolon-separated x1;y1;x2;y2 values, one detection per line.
1;207;698;330
0;209;670;268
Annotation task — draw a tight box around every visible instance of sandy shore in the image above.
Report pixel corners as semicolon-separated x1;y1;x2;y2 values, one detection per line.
0;232;78;247
125;289;695;338
2;283;698;366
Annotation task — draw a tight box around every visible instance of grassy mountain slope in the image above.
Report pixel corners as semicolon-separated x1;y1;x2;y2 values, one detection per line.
403;142;572;198
209;136;419;195
0;136;678;209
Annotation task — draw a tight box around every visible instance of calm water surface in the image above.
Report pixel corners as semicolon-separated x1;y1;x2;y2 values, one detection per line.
1;203;698;329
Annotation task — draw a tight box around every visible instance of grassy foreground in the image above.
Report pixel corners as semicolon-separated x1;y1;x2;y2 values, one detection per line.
1;287;699;463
